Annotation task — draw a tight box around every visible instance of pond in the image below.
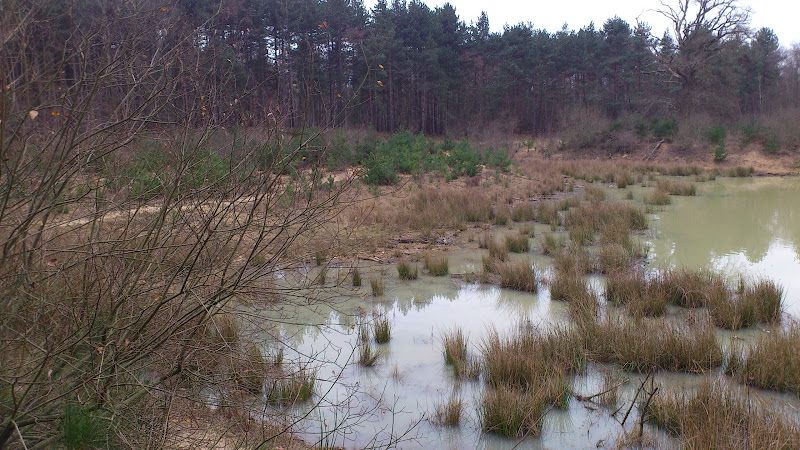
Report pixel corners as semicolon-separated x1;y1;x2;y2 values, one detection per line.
258;176;800;449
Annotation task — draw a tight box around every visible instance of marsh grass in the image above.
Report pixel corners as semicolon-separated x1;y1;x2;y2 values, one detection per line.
644;379;800;448
241;345;268;394
540;233;566;256
658;269;725;308
497;259;537;292
535;201;559;227
373;317;392;344
549;270;588;302
433;393;464;427
488;238;509;261
597;370;623;409
442;327;480;379
370;277;385;296
596;243;632;274
553;244;593;274
727;325;800;395
352;268;362;286
656;179;697;196
605;271;668;317
443;327;468;365
397;261;418;280
504;232;530;253
583;186;606;203
645;188;671;205
511;203;535;222
358;340;380;367
481;385;547;438
482;326;584;390
266;367;315;405
423;255;449;276
581;315;722;373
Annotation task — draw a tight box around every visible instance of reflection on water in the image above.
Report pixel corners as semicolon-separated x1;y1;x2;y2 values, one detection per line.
648;177;800;317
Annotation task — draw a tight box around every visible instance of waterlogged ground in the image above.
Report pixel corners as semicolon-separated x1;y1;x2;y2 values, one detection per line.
255;177;800;449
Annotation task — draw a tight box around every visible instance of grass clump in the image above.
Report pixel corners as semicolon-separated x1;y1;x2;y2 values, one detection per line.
352;268;362;287
535;201;559;227
580;314;722;373
487;237;509;262
373;317;392;344
481;385;547;438
441;327;480;379
596;243;632;273
266;367;315;405
504;232;530;253
358;339;380;367
433;393;464;427
605;271;668;317
583;186;606;203
482;326;585;390
727;325;800;395
656;179;697;196
644;379;800;448
709;279;782;330
540;233;566;256
645;188;671;205
397;261;418;280
497;259;537;293
511;202;535;222
369;277;385;296
423;255;449;276
549;270;587;302
658;269;725;308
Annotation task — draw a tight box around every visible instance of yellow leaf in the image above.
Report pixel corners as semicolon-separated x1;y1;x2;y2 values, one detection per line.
28;110;39;120
378;64;384;69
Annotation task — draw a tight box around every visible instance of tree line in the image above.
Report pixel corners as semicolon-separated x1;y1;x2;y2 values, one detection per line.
4;0;800;137
173;0;799;135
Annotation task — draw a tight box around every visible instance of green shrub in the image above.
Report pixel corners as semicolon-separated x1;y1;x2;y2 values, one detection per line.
714;144;727;163
708;125;727;146
652;118;678;140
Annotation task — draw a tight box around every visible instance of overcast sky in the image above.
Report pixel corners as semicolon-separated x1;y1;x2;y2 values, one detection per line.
375;0;800;47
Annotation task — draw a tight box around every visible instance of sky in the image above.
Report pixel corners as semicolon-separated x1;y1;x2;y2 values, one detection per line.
376;0;800;47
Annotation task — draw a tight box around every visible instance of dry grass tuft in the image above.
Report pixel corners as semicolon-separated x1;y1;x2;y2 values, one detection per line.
727;324;800;395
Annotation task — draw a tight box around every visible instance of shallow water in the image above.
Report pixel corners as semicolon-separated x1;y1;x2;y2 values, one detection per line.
648;176;800;318
255;176;800;448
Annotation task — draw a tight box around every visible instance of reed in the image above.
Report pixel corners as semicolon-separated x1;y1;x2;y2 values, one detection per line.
727;325;800;395
423;255;449;276
373;317;392;344
504;232;531;253
397;261;418;280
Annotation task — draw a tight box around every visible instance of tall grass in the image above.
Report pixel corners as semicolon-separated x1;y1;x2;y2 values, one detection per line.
645;188;671;205
488;238;509;262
